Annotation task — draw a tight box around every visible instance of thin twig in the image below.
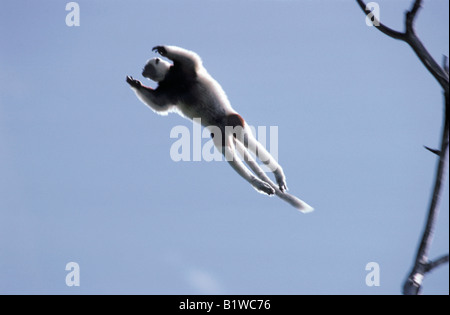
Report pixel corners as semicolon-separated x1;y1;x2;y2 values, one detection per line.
424;146;441;156
424;254;450;273
405;0;422;33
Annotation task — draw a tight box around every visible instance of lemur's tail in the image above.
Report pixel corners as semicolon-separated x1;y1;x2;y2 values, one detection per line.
234;140;314;213
274;189;314;213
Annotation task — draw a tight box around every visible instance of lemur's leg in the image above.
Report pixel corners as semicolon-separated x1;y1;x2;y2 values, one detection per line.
243;128;287;191
216;134;275;196
126;76;170;113
226;113;288;192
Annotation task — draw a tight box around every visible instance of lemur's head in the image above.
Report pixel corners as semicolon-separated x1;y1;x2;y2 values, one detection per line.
142;57;170;82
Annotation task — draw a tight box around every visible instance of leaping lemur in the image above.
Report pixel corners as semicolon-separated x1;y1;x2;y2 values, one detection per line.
126;45;313;212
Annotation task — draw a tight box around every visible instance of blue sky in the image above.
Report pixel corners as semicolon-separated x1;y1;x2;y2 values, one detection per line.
0;0;448;294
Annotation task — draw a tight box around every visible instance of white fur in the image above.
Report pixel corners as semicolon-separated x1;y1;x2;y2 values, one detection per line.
142;57;171;82
127;45;313;212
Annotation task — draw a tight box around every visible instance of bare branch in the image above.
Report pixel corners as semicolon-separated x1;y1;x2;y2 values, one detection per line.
425;254;449;273
444;56;449;76
356;0;449;95
424;146;441;156
410;0;422;17
403;101;449;295
406;38;449;99
405;0;422;33
356;0;449;295
356;0;406;40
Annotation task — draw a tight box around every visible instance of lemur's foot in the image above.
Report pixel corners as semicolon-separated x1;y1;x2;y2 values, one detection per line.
126;76;141;88
152;46;167;56
253;179;276;196
275;173;288;192
278;182;288;193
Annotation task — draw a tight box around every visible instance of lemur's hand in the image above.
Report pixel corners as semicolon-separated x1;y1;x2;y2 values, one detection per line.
126;76;141;88
152;46;167;56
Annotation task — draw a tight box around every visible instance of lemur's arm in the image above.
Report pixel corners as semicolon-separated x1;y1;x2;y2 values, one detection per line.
126;76;171;114
152;45;202;72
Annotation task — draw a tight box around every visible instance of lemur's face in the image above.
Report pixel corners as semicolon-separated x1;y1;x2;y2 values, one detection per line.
142;57;170;82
